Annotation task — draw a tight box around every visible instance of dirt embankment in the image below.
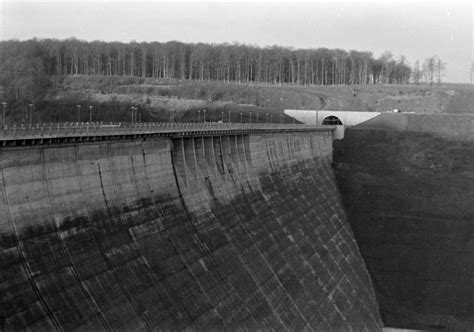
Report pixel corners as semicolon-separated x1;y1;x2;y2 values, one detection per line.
334;114;474;330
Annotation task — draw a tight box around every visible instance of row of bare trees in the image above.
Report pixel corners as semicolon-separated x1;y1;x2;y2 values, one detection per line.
1;38;413;91
412;56;447;85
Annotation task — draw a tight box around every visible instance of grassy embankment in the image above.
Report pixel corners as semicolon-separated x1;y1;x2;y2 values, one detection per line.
17;75;474;123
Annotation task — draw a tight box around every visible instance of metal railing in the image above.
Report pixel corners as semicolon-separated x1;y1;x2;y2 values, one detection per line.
0;122;332;140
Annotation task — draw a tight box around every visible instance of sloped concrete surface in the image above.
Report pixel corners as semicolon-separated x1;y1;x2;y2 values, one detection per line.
1;131;382;330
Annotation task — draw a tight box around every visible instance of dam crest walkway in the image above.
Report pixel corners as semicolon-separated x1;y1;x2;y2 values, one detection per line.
0;122;334;146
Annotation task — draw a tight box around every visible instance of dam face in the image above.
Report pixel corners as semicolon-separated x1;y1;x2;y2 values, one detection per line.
0;128;382;330
334;114;474;330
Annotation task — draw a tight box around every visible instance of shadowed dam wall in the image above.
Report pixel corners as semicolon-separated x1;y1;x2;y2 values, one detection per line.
334;114;474;330
0;130;382;330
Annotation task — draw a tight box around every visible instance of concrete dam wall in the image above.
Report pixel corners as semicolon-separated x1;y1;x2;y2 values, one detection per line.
1;129;382;330
334;114;474;330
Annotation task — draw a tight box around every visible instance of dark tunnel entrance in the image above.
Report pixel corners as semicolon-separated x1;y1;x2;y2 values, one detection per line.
322;116;343;125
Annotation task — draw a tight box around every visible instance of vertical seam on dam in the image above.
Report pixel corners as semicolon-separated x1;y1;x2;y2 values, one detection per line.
97;163;110;209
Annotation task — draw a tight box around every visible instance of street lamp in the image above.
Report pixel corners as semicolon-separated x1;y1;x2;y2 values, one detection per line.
228;110;231;123
240;112;243;123
28;103;34;126
132;107;138;123
77;105;81;122
249;112;252;123
256;113;259;123
198;110;201;122
270;114;273;123
221;111;224;123
130;107;134;124
89;106;93;122
1;102;7;126
266;113;269;123
203;109;207;122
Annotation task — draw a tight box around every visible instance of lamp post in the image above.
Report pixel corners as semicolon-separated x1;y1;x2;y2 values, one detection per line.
169;108;174;123
28;103;34;126
203;109;207;123
256;113;259;123
77;105;81;122
270;114;273;123
265;113;269;123
221;111;224;123
249;112;252;123
1;102;7;126
228;110;231;123
198;110;201;123
89;106;93;123
240;112;243;123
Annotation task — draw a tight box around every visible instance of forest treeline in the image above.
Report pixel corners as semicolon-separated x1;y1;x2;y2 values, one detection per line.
0;38;444;105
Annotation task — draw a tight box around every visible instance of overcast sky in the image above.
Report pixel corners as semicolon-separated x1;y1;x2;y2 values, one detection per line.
1;0;472;83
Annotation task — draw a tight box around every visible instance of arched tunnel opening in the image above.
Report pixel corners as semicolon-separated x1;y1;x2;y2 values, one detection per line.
322;115;343;125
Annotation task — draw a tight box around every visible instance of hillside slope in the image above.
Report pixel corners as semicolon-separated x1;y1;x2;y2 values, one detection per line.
8;75;474;123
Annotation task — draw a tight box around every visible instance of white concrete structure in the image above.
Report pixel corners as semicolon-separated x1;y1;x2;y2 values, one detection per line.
284;110;381;139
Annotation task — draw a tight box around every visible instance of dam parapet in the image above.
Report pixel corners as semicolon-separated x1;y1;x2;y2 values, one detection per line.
0;124;382;330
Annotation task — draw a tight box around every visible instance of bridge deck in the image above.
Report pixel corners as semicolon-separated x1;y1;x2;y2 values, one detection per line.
0;122;335;146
